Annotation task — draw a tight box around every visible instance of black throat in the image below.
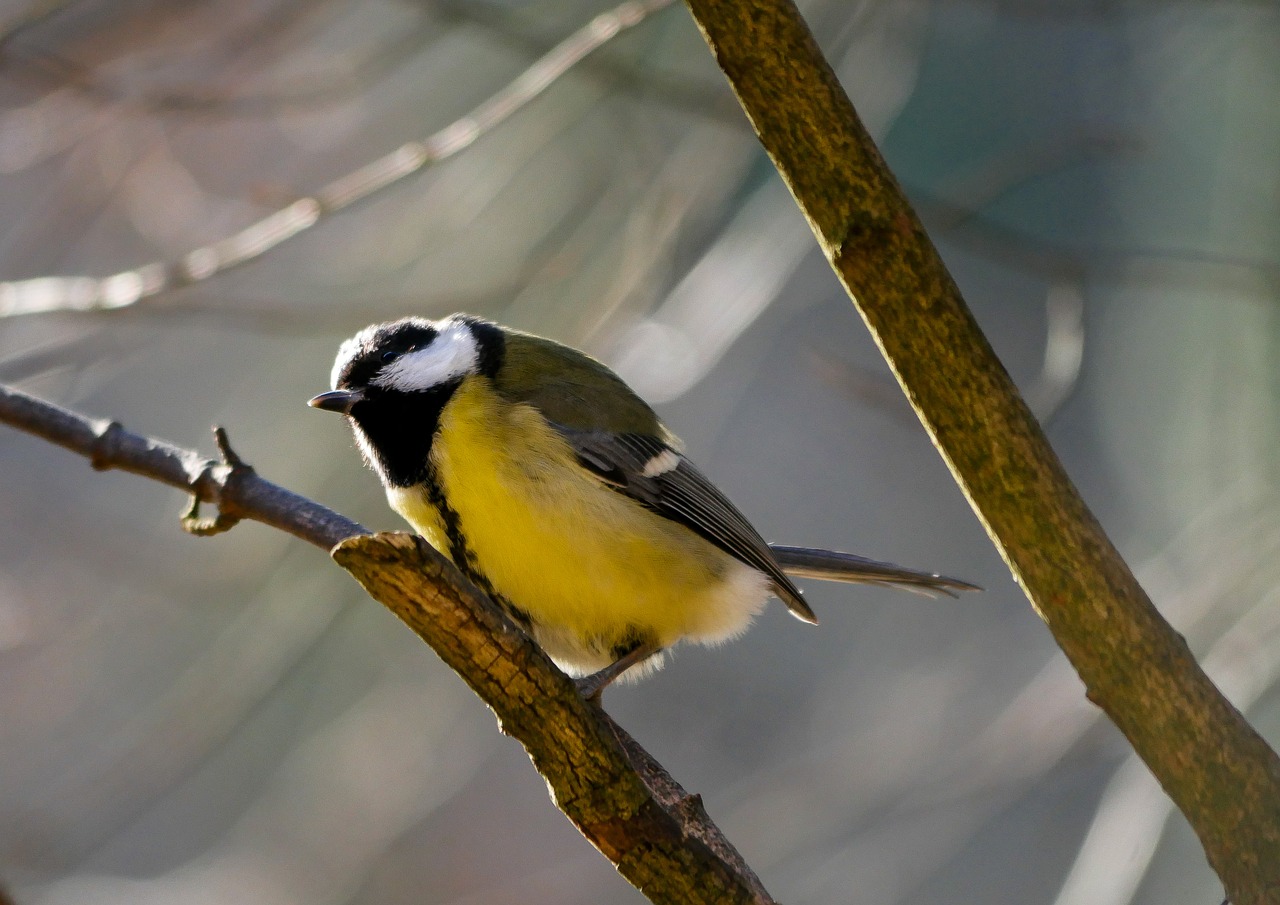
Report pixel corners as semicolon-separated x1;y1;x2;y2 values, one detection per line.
348;378;462;488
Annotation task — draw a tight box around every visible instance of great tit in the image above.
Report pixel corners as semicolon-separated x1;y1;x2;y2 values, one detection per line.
310;314;975;697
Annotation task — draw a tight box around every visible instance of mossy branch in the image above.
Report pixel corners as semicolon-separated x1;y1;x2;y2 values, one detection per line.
679;1;1280;901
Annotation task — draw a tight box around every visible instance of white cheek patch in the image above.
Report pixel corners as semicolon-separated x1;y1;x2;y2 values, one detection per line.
375;318;479;392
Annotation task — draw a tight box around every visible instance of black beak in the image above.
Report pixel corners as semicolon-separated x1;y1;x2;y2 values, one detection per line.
308;389;364;415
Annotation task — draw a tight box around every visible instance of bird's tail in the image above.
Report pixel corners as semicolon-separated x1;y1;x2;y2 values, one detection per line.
770;545;980;598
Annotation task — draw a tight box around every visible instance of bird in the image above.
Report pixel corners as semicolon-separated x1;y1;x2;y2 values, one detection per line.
309;313;977;698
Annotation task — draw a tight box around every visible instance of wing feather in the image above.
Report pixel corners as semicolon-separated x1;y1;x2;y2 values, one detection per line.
563;428;816;623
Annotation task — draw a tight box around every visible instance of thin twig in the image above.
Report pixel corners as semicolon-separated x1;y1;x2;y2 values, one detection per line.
0;382;363;548
6;5;440;116
431;0;742;124
0;0;676;319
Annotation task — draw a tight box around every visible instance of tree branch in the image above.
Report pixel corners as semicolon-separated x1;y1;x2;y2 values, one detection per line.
0;381;773;905
679;1;1280;902
334;533;773;905
0;384;363;549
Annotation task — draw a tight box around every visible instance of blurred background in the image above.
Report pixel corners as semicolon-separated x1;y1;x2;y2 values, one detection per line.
1;1;1277;903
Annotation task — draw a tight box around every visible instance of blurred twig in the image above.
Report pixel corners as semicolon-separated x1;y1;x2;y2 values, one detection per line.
0;0;75;47
5;1;441;115
0;0;676;318
681;2;1280;904
0;381;776;905
430;0;743;125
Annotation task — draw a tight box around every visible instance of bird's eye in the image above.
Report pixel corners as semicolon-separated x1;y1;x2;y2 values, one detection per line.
381;349;400;364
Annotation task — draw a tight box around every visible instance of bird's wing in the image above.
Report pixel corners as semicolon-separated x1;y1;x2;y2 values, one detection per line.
562;428;816;624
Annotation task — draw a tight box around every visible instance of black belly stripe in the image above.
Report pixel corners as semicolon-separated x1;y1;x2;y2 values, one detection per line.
423;466;533;631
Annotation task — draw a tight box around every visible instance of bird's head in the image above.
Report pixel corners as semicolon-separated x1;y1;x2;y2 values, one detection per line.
309;313;504;486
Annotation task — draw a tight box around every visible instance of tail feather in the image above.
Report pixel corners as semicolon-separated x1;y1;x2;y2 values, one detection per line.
770;545;980;598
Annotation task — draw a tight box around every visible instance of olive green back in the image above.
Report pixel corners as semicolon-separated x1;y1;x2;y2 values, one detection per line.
494;331;668;438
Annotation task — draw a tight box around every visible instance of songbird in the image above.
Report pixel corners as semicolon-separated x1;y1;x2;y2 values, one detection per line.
310;314;976;698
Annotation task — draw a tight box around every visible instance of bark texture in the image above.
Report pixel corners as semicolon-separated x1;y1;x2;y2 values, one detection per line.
680;1;1280;901
333;533;775;905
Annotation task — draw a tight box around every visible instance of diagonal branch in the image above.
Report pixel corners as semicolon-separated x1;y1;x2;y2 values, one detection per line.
0;381;773;905
678;2;1280;903
335;532;773;905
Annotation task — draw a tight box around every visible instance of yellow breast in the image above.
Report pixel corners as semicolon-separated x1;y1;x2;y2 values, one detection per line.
385;377;768;675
